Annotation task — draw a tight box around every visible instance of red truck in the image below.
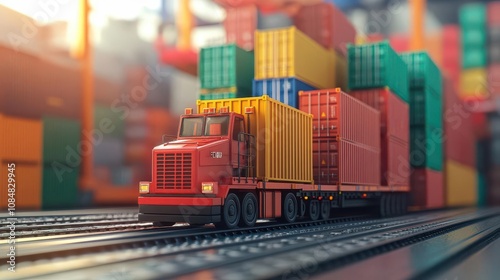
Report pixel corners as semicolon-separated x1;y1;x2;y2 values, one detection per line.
138;91;410;228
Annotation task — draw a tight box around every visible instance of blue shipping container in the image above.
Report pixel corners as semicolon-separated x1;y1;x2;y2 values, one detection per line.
252;78;316;108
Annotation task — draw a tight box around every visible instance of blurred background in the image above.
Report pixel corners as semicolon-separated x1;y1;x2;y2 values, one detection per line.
0;0;499;210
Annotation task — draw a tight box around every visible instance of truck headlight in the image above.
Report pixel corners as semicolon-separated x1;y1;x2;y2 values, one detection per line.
139;182;150;194
202;182;214;194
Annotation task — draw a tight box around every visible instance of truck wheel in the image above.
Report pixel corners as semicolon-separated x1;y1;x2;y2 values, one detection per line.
239;192;258;227
217;193;241;229
308;200;320;221
280;193;298;223
320;200;331;220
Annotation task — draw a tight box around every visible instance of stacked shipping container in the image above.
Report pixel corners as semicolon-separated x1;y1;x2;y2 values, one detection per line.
0;115;42;210
443;78;477;206
442;26;462;86
348;42;410;190
199;44;254;100
253;26;341;107
400;52;444;208
42;117;81;209
459;4;489;100
298;88;381;187
292;2;356;56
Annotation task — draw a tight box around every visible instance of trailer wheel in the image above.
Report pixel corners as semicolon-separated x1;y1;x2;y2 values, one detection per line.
308;200;320;221
280;193;298;223
217;193;241;229
320;200;330;220
239;192;258;227
299;200;306;218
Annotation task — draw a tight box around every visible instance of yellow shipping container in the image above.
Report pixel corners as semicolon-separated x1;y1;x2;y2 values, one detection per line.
198;95;313;183
445;160;477;206
459;68;488;99
0;162;42;209
255;27;344;90
0;114;42;163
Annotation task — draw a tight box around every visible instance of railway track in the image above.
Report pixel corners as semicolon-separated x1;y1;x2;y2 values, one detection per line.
0;212;157;239
0;208;480;280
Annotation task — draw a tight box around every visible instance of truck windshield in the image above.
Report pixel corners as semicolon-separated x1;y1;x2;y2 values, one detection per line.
179;116;230;137
180;117;204;137
205;116;229;136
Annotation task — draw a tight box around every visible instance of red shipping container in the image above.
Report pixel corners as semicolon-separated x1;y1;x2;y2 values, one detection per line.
313;138;380;186
488;2;500;26
349;88;409;143
293;3;356;56
443;77;475;167
471;111;491;139
299;88;381;150
488;64;500;97
381;136;410;187
389;34;409;53
442;25;460;47
224;5;257;51
410;168;444;208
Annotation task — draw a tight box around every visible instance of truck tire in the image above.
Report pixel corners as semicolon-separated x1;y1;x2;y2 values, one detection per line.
216;193;241;229
239;192;258;227
279;193;298;223
308;200;320;221
320;200;331;220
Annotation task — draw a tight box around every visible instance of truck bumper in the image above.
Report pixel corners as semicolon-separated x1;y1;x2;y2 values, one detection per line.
138;196;222;224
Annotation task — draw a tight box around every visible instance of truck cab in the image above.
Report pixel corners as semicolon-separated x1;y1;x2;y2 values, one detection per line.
138;107;254;226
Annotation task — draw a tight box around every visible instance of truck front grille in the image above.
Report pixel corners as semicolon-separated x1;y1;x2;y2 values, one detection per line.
155;152;192;190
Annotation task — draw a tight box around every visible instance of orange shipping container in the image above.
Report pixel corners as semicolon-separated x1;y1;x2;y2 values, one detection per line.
0;162;42;209
0;114;42;163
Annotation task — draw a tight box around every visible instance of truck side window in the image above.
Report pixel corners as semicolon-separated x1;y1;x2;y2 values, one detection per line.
233;118;245;141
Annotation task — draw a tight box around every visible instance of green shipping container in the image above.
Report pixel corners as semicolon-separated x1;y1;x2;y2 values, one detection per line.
461;28;487;48
348;41;409;103
410;125;443;171
42;116;81;163
410;87;442;128
462;47;488;69
459;3;486;28
400;52;442;93
199;44;254;94
94;104;125;138
42;164;79;209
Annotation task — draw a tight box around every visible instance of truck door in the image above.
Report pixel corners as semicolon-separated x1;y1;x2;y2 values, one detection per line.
231;116;247;174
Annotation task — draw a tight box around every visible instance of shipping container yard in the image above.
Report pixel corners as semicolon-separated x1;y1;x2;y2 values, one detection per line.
2;0;500;279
